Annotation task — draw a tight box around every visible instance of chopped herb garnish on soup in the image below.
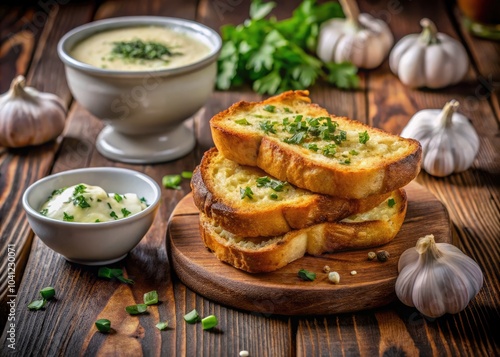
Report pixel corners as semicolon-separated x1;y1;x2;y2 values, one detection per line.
111;39;179;62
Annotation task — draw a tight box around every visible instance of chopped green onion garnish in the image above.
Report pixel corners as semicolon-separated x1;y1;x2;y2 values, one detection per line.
111;40;178;62
143;291;159;306
163;175;182;190
125;304;148;315
235;118;251;125
270;193;278;200
73;184;86;195
359;130;370;144
28;299;46;311
240;187;254;200
98;267;134;284
40;208;48;216
388;198;396;208
110;211;118;220
156;321;169;330
121;208;132;217
183;309;200;324
298;269;316;281
201;315;218;330
63;212;74;222
114;193;123;202
40;287;55;300
95;319;111;333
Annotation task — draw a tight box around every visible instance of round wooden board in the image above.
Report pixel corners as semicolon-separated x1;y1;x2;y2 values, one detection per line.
167;182;452;316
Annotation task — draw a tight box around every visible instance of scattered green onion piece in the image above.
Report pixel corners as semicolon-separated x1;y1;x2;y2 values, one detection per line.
298;269;316;281
28;299;46;311
359;130;370;144
181;171;193;179
95;319;111;333
235;118;251;125
163;175;182;190
40;287;55;300
156;321;169;330
144;290;159;306
183;309;200;324
63;212;74;222
201;315;218;330
121;208;132;217
98;267;134;284
114;193;123;202
125;304;148;315
240;187;254;200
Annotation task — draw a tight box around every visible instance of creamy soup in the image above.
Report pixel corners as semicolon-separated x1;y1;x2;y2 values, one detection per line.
40;183;148;223
70;26;210;71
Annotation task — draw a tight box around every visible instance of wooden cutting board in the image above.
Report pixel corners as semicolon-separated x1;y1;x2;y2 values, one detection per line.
167;182;451;316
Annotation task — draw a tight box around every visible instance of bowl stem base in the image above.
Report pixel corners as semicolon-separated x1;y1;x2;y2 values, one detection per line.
96;124;196;164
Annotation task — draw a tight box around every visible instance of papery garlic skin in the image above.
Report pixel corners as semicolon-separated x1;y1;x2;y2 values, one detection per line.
396;234;483;318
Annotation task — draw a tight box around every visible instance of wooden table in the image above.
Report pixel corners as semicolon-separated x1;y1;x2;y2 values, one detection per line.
1;0;499;355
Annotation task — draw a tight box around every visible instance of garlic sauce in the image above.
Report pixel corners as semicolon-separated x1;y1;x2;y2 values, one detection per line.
40;184;147;223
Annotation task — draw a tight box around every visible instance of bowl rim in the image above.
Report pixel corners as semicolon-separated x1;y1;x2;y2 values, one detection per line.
57;16;222;77
22;167;161;227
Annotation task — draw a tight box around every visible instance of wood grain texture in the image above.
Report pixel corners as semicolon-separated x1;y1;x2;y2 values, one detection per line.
168;182;451;316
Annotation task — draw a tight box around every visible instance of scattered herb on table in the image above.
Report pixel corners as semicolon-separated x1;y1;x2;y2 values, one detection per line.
27;299;46;311
28;286;56;311
156;321;169;330
298;268;316;281
162;174;182;190
126;304;148;315
143;290;159;306
98;267;134;284
95;319;111;333
183;309;201;324
216;0;359;94
39;287;56;300
181;171;193;179
201;315;218;330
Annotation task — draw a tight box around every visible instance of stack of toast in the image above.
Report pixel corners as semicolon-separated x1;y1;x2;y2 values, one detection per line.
191;90;422;273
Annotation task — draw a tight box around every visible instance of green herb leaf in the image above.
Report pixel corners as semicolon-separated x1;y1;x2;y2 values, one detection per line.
388;198;396;208
240;187;254;200
298;269;316;281
72;195;91;209
40;208;48;216
144;291;159;306
256;176;287;191
250;0;276;20
73;184;87;195
325;61;360;89
95;319;111;333
359;130;370;144
63;212;74;222
110;211;118;220
162;175;182;190
114;193;123;203
98;267;134;284
40;287;55;300
121;208;132;217
235;118;251;126
201;315;218;330
126;304;148;315
28;299;46;311
156;321;169;330
263;104;276;113
184;309;201;324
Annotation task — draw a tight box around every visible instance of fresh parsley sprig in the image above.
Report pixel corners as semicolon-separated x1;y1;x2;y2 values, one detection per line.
216;0;359;95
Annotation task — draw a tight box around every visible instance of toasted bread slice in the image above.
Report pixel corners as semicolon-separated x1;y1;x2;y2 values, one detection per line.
192;148;390;237
199;188;407;273
210;90;421;199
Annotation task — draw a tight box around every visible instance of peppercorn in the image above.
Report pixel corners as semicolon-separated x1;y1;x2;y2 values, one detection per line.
323;265;331;273
376;250;390;262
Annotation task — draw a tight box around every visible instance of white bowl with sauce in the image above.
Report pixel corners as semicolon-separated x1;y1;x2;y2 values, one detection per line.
57;17;222;164
22;167;161;265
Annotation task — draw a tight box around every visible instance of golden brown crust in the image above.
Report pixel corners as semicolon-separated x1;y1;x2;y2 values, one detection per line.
210;90;422;199
191;148;390;237
199;189;407;273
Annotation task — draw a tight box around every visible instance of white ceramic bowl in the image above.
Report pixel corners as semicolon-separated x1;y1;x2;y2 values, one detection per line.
22;167;161;265
57;16;222;163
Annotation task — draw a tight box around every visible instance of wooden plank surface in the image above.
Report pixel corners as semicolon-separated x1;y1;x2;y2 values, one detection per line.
0;0;498;355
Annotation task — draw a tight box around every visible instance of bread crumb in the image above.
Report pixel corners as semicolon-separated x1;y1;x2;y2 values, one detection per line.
239;351;249;357
350;270;357;275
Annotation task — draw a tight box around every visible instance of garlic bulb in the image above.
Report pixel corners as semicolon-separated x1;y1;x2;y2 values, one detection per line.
396;234;483;318
0;75;66;148
389;18;469;88
316;0;393;69
400;100;479;177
